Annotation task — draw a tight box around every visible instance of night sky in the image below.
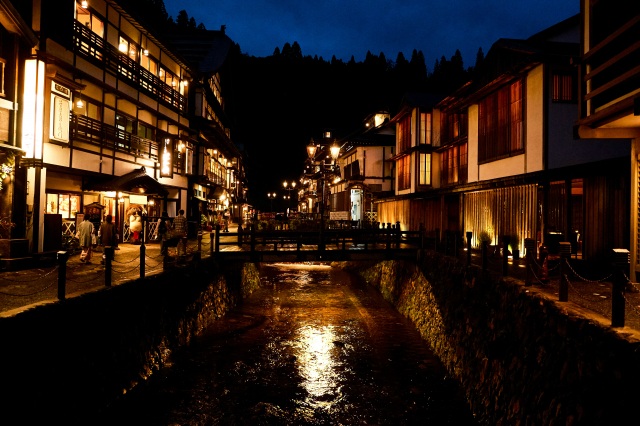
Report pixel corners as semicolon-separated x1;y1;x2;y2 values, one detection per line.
163;0;578;67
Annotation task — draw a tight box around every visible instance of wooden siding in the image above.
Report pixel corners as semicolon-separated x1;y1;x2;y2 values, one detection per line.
464;185;537;251
377;196;458;235
583;174;629;260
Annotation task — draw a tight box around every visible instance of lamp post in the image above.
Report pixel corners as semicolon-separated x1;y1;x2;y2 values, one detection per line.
306;139;341;252
267;192;277;213
283;180;297;212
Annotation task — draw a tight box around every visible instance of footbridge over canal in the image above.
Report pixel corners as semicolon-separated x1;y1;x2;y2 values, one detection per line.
201;226;427;263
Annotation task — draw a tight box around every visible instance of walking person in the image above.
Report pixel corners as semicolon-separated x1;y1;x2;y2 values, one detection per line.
173;209;187;255
158;211;171;255
77;216;94;263
99;214;117;264
223;208;230;232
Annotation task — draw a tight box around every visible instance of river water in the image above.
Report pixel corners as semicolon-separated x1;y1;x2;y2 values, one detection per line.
100;263;477;425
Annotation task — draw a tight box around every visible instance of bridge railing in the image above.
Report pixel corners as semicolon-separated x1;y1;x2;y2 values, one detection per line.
210;225;425;254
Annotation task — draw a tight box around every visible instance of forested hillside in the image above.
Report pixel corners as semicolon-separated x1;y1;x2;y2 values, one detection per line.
118;0;481;207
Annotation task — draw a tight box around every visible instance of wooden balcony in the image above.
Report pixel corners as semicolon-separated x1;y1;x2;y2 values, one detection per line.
578;14;640;129
70;114;159;161
73;21;187;112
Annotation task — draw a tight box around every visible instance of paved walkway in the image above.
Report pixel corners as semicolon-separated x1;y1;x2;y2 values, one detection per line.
0;225;240;317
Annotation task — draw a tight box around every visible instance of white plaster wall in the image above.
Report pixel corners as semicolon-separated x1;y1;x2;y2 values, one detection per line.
526;66;544;173
468;104;479;183
479;154;526;180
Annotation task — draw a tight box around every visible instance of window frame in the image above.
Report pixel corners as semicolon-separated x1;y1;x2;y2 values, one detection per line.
478;79;525;163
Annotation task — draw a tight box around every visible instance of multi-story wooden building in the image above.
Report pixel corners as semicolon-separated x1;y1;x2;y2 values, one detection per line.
11;0;244;252
380;15;630;260
330;112;395;225
575;0;640;276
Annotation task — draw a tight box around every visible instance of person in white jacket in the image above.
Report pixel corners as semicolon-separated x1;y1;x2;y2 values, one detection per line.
77;217;94;263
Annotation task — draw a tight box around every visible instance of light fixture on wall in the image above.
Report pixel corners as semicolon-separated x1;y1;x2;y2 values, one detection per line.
76;92;84;109
81;0;88;8
143;48;149;56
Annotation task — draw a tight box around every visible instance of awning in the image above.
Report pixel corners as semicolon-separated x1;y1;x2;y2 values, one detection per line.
85;167;168;197
208;185;225;199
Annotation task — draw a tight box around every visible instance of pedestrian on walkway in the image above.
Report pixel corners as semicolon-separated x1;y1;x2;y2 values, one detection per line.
223;208;230;232
173;209;187;255
77;216;94;263
159;211;171;255
99;214;116;264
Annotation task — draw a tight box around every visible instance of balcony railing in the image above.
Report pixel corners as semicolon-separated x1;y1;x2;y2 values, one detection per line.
71;113;159;161
73;22;187;112
580;15;640;126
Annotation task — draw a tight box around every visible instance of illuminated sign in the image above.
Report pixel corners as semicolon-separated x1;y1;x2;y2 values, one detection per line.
50;81;71;143
22;59;45;160
160;138;173;178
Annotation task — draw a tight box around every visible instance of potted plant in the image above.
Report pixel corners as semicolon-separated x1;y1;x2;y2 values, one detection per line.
510;234;521;260
478;230;492;248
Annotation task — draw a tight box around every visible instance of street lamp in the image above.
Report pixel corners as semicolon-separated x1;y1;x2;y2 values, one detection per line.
267;192;277;212
306;139;341;252
283;180;297;211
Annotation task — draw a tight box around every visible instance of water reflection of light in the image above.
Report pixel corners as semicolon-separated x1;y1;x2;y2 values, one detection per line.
271;262;332;271
294;324;340;408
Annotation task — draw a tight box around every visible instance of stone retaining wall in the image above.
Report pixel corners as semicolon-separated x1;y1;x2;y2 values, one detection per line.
0;258;261;422
344;253;640;424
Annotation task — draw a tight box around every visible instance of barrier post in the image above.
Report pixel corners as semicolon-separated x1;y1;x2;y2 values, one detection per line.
209;231;214;256
502;235;510;276
524;238;536;287
540;245;550;284
611;248;629;328
558;242;572;301
482;241;488;272
466;231;472;267
57;251;69;300
214;228;221;256
139;243;145;279
104;246;114;286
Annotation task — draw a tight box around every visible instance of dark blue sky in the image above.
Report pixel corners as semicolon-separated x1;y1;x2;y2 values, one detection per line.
163;0;578;67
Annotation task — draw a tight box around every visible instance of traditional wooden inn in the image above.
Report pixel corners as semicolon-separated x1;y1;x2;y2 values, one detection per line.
8;0;245;254
378;15;630;261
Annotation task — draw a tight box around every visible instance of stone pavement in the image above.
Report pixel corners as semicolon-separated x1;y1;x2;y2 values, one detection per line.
0;226;241;317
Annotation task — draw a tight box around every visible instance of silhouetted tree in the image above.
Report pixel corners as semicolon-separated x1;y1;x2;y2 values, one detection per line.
176;10;189;28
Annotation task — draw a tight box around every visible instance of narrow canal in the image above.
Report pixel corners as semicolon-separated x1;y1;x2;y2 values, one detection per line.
100;263;477;425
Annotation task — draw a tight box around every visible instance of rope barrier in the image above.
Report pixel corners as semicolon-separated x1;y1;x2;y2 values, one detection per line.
66;273;103;284
0;274;58;297
0;265;58;283
527;263;550;286
112;255;141;264
564;258;613;283
112;264;141;274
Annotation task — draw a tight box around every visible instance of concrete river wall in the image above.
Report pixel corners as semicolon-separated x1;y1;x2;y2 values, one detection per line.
344;253;640;424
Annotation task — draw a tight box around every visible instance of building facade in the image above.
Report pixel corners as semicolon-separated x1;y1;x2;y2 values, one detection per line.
9;0;244;252
575;0;640;277
330;112;395;225
380;15;630;261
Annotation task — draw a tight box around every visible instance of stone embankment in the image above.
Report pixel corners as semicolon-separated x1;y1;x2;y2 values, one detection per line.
342;253;640;425
0;259;261;422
